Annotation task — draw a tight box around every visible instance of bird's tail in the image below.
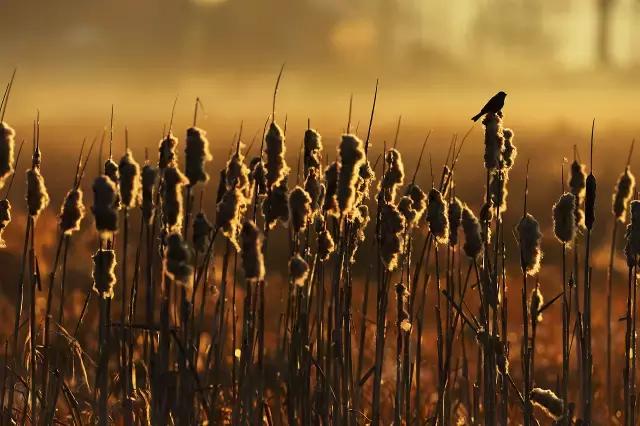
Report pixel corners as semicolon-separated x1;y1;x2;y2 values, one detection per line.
471;112;482;122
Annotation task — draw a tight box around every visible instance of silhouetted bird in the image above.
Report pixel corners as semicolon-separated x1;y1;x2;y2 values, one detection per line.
471;91;507;122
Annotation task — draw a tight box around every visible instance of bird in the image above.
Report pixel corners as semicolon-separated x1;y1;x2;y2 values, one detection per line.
471;91;507;122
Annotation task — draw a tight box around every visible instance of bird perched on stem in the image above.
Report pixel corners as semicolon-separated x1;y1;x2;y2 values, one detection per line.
471;91;507;122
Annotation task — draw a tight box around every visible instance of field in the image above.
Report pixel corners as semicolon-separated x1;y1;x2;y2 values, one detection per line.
0;70;638;426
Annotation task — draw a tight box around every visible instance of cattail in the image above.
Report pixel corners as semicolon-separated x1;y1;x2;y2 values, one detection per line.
349;204;370;263
192;212;212;253
489;170;509;214
185;127;212;186
494;336;509;375
613;166;635;222
517;213;543;275
461;205;482;259
104;158;119;185
530;286;544;322
289;186;312;233
624;201;640;267
448;197;463;246
162;165;189;232
569;160;587;201
553;193;576;244
502;128;517;169
216;188;247;249
249;157;267;196
406;183;427;222
0;199;10;247
289;254;309;287
26;166;50;218
323;161;339;217
380;149;405;203
427;188;449;244
480;201;494;243
263;180;289;230
398;196;417;227
380;203;405;271
303;128;322;175
304;167;323;213
482;112;504;170
92;249;117;299
530;388;564;421
118;149;141;209
158;133;178;169
240;220;265;282
318;229;335;261
141;163;158;224
357;160;376;203
585;173;596;230
264;122;290;189
0;122;15;188
59;189;85;235
92;175;119;237
225;147;251;197
164;233;194;286
337;134;366;215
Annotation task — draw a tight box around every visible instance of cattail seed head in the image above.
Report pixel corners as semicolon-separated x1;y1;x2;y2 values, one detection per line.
448;197;463;246
0;199;10;247
249;157;267;197
26;166;50;218
0;122;15;189
289;186;312;233
263;180;289;230
216;188;247;250
530;388;564;421
480;201;494;243
482;112;505;170
264;122;290;189
427;188;449;244
104;158;119;185
92;249;117;299
337;134;366;215
185;126;212;186
489;170;509;214
585;173;596;230
303;128;322;175
380;149;405;203
553;192;576;244
398;196;417;226
162;165;189;232
406;183;427;223
240;220;265;283
624;201;640;267
225;147;251;198
502;128;517;169
323;161;339;217
357;160;376;203
92;175;119;237
289;254;309;287
349;204;370;263
118;149;141;210
569;160;586;201
141;164;158;224
461;205;482;259
304;167;323;213
59;188;85;235
158;133;178;169
530;286;544;322
613;166;635;222
318;229;335;261
380;203;405;271
192;211;212;253
164;232;194;286
517;213;543;275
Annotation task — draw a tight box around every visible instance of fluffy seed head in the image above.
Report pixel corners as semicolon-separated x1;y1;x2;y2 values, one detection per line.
185;126;212;186
517;213;543;275
162;166;189;232
613;166;635;222
59;188;85;235
357;160;376;203
482;112;504;170
323;162;339;217
480;201;494;243
398;196;417;227
225;147;251;198
502;128;517;169
216;188;247;250
118;149;141;209
427;188;449;244
141;164;158;224
624;201;640;267
264;122;290;189
289;186;312;233
448;197;463;246
0;122;15;189
92;175;119;237
26;166;50;218
530;388;564;421
530;286;544;322
249;158;267;196
240;220;265;283
349;204;370;263
304;167;323;213
553;192;576;244
406;183;427;222
337;134;366;215
289;254;309;287
303;128;322;175
158;133;178;169
104;158;119;185
263;180;289;230
380;203;405;271
318;229;335;262
192;212;212;253
0;199;11;248
461;205;482;259
380;149;405;203
164;233;194;286
92;249;117;299
489;170;509;214
569;160;586;201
